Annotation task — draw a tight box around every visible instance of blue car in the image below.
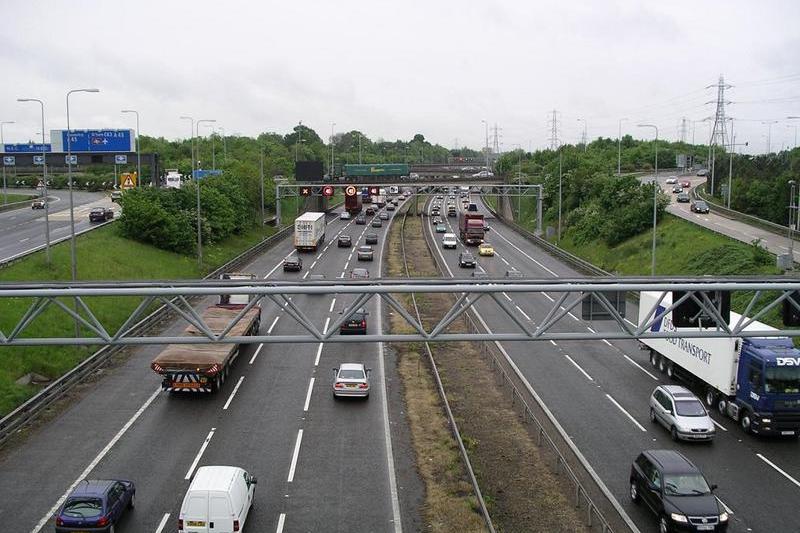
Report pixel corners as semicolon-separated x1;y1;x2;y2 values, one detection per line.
55;479;135;532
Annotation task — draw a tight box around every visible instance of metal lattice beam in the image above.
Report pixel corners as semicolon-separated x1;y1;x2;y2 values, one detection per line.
1;278;800;347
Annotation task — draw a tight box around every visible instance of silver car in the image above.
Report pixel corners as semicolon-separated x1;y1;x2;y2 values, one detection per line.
649;385;716;441
332;363;371;399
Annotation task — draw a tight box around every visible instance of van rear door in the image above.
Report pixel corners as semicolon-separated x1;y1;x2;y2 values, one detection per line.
209;494;234;532
182;493;210;532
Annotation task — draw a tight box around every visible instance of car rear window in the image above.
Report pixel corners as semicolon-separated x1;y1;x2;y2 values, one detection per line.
63;498;103;517
340;369;365;379
359;246;371;252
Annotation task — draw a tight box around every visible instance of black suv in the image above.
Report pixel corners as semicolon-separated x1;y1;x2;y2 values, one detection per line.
365;233;378;245
459;252;476;268
338;235;352;248
690;201;710;214
283;256;303;272
630;449;728;532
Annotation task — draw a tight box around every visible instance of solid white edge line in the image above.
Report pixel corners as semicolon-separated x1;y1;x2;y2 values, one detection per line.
222;376;245;410
185;428;217;480
303;378;315;412
603;339;613;346
710;418;728;431
31;386;162;533
503;292;512;301
249;343;264;365
605;394;647;432
155;513;171;533
287;429;304;482
314;343;323;366
267;316;280;334
276;513;286;533
716;496;734;515
756;453;800;488
586;326;596;333
563;354;594;381
568;312;580;321
491;226;559;276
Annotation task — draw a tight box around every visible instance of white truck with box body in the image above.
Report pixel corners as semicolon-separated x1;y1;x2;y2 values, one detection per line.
164;169;183;189
639;291;800;436
294;212;326;252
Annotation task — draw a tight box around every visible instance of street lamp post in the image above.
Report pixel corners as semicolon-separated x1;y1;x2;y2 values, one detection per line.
194;119;216;268
120;110;141;187
789;180;796;261
557;148;563;243
762;120;778;153
17;99;51;264
638;124;659;276
617;118;627;175
219;126;227;164
201;123;216;170
260;148;265;226
1;120;15;205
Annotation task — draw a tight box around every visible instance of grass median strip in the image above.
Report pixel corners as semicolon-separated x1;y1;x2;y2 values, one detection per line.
0;223;276;416
387;212;587;532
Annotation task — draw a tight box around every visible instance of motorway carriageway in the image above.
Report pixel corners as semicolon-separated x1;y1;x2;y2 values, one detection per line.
428;196;800;533
0;203;411;533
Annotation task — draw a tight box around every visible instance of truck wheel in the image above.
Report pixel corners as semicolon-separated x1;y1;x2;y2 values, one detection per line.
705;390;716;408
740;411;753;434
649;351;659;368
666;362;675;380
658;356;669;374
717;398;727;416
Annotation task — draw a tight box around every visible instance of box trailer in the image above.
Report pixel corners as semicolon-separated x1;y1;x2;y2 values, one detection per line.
639;291;800;436
294;212;326;252
458;204;484;244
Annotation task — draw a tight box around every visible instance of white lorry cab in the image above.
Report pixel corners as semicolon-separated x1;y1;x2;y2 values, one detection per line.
178;466;256;533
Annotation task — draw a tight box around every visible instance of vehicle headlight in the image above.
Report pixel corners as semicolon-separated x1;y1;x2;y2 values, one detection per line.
670;513;688;523
719;512;729;522
762;418;771;423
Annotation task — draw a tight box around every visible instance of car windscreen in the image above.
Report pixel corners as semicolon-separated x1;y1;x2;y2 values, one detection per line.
663;474;711;496
674;400;707;417
62;498;103;517
765;366;800;393
695;202;707;208
340;369;365;379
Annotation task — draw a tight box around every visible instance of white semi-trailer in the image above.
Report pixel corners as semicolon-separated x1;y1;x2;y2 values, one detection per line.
639;291;800;436
294;212;326;252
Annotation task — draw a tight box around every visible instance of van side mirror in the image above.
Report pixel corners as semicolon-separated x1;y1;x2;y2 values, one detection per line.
332;368;338;373
710;484;717;491
251;476;258;485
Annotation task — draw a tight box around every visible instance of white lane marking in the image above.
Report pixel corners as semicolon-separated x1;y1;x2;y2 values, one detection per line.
309;339;322;366
264;252;293;278
343;261;350;271
606;394;647;432
339;272;345;278
716;496;734;515
249;343;264;365
710;418;728;431
550;340;557;346
564;354;594;381
622;354;659;381
287;429;304;482
515;304;532;321
302;271;309;279
276;513;286;533
603;339;613;346
348;253;353;261
500;256;509;265
624;318;636;326
503;292;512;301
303;378;315;412
316;253;323;260
586;326;596;333
568;312;580;321
492;227;559;276
185;428;217;480
310;260;317;269
323;317;330;334
31;386;161;533
19;237;30;243
541;292;554;302
155;513;170;533
267;316;280;334
756;453;800;488
329;298;336;313
222;376;245;410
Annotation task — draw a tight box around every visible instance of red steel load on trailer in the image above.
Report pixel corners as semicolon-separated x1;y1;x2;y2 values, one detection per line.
458;203;485;244
344;185;363;214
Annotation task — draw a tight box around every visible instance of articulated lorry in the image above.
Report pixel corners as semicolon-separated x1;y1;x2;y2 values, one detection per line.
639;291;800;436
151;273;261;393
344;187;363;214
294;212;326;252
458;204;485;244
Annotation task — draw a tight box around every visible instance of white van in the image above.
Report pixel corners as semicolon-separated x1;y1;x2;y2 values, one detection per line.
442;233;458;249
179;466;257;533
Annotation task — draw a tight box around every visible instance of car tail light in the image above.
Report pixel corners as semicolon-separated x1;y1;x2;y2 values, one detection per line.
335;382;345;389
361;320;366;328
97;515;109;527
178;518;184;531
359;383;368;389
234;519;240;531
56;517;63;527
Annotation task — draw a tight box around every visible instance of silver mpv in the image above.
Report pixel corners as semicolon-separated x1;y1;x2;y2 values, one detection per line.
649;385;716;442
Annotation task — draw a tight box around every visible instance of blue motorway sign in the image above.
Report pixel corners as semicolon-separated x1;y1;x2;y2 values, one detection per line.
51;129;134;153
3;156;15;166
3;143;51;153
65;155;77;165
192;169;223;179
33;156;45;165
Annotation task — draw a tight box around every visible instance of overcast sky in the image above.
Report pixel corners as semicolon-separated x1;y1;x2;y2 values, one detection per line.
1;0;798;155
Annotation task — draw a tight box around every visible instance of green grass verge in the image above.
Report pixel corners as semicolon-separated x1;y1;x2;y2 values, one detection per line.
1;193;33;204
0;223;276;416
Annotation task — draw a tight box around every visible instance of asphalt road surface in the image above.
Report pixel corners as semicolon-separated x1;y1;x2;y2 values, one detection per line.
0;188;117;263
0;203;414;533
423;194;800;533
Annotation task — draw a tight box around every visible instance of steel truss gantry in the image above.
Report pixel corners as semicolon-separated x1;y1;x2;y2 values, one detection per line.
1;278;799;347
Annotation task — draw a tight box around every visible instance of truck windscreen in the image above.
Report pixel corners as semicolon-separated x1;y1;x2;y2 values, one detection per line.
765;367;800;394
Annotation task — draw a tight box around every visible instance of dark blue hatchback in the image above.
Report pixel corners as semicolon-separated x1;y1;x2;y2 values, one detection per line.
55;479;135;532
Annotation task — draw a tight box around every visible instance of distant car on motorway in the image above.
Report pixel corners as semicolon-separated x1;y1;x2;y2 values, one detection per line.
691;200;710;214
365;233;378;245
350;268;369;279
696;169;709;176
355;214;367;225
89;207;114;222
340;211;351;220
478;243;494;256
680;180;691;188
379;211;390;220
630;449;728;533
365;206;376;216
483;221;490;232
442;233;458;249
386;204;396;212
357;245;374;261
371;218;383;227
472;170;494;178
676;192;690;203
332;362;371;397
283;256;303;271
665;177;678;184
55;479;135;533
31;198;47;209
339;309;368;335
649;385;716;442
338;234;352;247
671;185;683;194
459;251;476;268
435;223;447;233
